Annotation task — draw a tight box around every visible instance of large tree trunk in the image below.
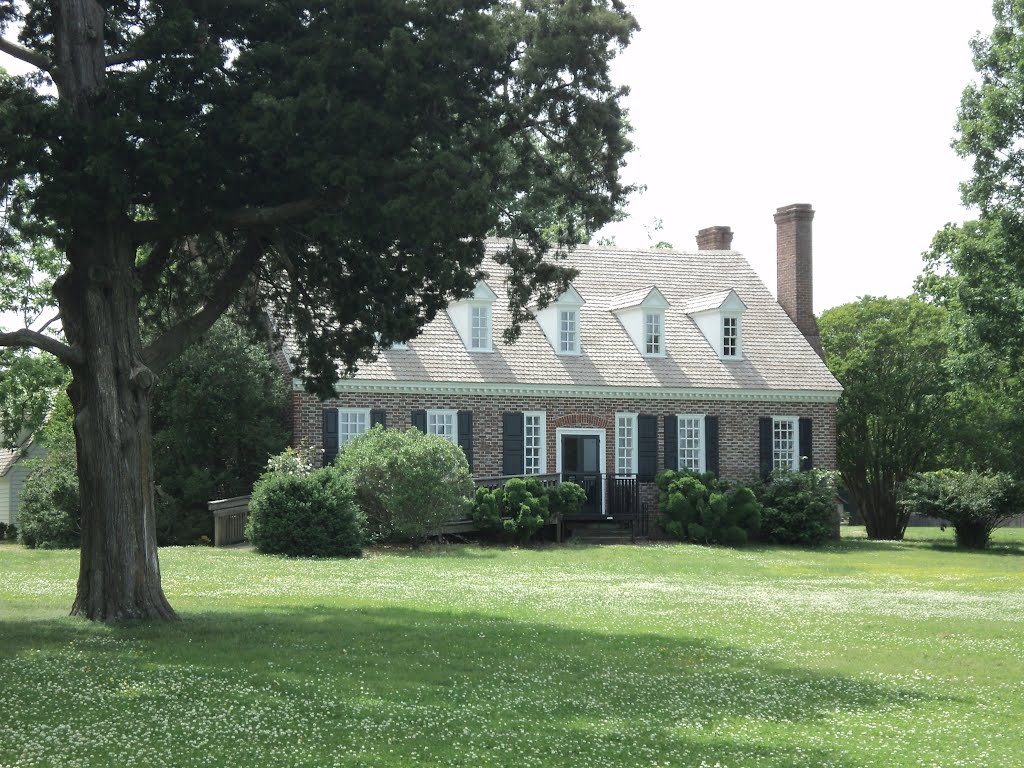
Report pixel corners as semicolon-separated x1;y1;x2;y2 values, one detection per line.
49;0;176;621
57;230;176;622
846;469;908;541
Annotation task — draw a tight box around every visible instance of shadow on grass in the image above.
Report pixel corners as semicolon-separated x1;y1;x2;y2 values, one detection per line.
1;604;954;768
828;536;1024;557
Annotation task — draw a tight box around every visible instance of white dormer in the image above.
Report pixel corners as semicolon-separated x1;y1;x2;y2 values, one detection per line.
534;284;585;355
608;286;670;358
447;279;498;353
683;289;747;360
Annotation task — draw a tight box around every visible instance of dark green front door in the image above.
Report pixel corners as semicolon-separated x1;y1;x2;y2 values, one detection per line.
561;435;601;515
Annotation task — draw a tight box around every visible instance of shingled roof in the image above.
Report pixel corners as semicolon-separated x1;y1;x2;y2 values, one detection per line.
321;240;841;398
0;445;24;477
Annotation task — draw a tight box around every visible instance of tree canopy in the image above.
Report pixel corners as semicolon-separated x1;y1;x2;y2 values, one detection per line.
819;296;949;540
0;0;637;621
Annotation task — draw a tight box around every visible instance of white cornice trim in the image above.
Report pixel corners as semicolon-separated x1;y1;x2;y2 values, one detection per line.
304;377;842;403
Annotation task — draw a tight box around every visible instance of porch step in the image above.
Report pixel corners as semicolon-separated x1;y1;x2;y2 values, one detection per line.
566;521;637;545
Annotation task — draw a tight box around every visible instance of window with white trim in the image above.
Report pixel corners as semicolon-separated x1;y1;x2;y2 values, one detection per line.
427;409;457;444
558;309;579;354
677;414;705;473
339;408;370;447
470;304;491;351
773;416;799;471
524;411;546;474
616;412;638;476
644;312;663;355
722;316;739;357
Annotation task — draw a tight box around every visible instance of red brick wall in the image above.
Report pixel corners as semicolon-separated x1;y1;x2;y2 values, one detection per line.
292;389;837;482
775;204;824;357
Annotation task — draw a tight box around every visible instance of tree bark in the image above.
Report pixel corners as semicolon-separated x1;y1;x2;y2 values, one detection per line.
57;230;177;622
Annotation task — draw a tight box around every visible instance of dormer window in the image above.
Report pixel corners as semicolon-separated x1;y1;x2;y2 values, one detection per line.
533;284;585;356
644;312;663;355
722;316;738;357
609;286;669;358
559;309;579;354
683;289;747;360
447;279;497;353
470;304;491;351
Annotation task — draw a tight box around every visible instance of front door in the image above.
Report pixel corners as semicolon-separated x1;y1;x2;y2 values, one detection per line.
561;434;602;515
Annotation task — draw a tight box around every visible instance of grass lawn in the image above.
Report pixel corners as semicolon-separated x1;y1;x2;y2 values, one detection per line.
1;528;1022;767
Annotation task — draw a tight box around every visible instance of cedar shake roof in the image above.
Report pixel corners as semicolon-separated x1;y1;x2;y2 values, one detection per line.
681;289;744;315
319;240;842;395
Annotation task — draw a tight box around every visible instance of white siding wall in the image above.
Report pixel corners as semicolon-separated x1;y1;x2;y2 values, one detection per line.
0;477;10;525
7;462;33;526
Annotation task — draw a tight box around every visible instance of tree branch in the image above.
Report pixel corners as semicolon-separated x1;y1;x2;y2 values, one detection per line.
143;236;265;373
135;238;175;293
0;37;53;71
0;328;81;365
132;198;325;245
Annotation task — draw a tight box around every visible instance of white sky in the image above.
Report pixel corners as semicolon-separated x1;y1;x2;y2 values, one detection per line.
597;0;996;312
1;1;996;326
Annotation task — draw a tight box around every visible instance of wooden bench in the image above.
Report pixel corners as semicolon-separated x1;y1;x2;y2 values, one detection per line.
208;495;251;547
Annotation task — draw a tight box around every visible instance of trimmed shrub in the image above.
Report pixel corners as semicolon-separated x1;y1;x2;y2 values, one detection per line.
334;427;473;544
758;469;838;546
900;470;1021;549
264;446;315;477
246;467;365;557
546;482;588;520
499;478;550;542
655;469;761;546
0;523;7;540
5;524;14;541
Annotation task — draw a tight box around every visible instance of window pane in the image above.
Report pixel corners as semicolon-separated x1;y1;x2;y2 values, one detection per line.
470;305;489;350
678;416;703;472
645;312;661;355
559;310;578;353
773;418;795;470
525;413;543;475
339;410;368;447
723;317;738;356
427;412;456;444
616;414;635;475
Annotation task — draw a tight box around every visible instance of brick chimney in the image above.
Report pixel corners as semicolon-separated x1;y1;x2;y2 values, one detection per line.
696;226;733;251
774;203;823;358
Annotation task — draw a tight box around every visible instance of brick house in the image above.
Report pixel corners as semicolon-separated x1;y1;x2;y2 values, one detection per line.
285;203;841;520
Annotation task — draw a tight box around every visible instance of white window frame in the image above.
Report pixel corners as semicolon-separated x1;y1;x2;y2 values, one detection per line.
558;308;580;355
338;408;371;448
722;313;741;358
643;311;664;357
615;412;638;476
426;409;458;445
677;414;706;474
524;411;547;475
469;303;492;352
772;416;799;471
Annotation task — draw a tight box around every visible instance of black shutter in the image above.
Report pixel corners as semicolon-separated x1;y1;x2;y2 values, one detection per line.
323;409;339;466
502;412;525;476
411;409;427;432
458;410;474;473
664;415;678;471
637;415;658;480
705;415;720;478
799;417;813;471
370;409;387;429
759;417;773;479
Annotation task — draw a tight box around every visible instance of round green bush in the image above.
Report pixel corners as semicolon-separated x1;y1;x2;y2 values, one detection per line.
654;469;761;546
246;467;366;557
334;427;473;544
758;469;837;546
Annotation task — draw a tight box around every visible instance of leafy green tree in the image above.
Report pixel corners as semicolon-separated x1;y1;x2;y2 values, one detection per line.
819;297;949;540
0;1;636;620
150;317;289;545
